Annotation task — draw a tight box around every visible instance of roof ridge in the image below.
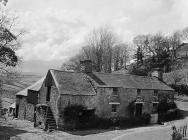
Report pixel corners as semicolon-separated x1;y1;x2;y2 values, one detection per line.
50;69;84;74
94;71;152;78
50;69;162;80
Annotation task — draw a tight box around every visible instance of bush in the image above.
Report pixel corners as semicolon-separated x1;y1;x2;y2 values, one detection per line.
141;113;151;124
168;102;177;110
158;100;180;122
170;84;188;95
159;109;182;122
62;104;86;130
158;99;169;114
115;113;151;128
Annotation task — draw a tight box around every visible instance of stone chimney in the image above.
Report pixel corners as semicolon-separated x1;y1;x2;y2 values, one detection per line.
150;68;163;81
80;60;92;73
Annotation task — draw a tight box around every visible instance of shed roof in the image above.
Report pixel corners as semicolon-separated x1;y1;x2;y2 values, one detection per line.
16;77;45;96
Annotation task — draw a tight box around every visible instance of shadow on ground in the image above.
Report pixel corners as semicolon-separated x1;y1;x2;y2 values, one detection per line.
66;129;113;136
180;110;188;118
0;125;27;140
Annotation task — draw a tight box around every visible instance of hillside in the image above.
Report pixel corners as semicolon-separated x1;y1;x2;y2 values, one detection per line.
0;72;42;100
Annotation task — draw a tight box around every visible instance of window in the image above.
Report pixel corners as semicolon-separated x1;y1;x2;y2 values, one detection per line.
112;104;118;113
152;103;158;113
137;89;141;96
154;90;158;96
46;86;51;101
135;103;143;116
113;87;118;95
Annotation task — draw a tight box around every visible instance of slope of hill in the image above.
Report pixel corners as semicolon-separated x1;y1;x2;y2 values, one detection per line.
0;72;42;100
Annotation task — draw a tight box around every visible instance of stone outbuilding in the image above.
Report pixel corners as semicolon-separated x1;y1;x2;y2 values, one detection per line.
15;77;45;121
35;60;174;130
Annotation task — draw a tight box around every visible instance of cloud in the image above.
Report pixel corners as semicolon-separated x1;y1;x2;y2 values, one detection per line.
16;8;89;61
12;0;188;63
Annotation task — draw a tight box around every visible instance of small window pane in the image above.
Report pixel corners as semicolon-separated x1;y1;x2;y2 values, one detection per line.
154;90;158;96
112;104;117;113
113;87;118;95
152;103;158;113
137;89;141;96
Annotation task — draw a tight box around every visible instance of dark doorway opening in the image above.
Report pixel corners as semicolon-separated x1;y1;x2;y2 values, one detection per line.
135;103;143;116
46;86;51;101
15;104;19;118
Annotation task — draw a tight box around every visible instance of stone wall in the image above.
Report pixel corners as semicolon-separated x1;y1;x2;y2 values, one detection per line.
38;77;60;126
57;94;96;127
49;85;59;125
39;82;47;104
94;87;137;118
53;86;173;128
94;87;174;118
38;72;174;128
17;96;35;121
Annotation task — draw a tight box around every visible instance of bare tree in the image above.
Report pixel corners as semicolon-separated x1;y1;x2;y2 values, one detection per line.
113;43;129;71
61;26;131;73
85;26;117;72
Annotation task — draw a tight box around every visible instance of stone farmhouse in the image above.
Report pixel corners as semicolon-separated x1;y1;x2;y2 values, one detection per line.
33;60;174;130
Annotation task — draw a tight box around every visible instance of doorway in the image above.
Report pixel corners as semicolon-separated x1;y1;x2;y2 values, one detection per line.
135;103;143;116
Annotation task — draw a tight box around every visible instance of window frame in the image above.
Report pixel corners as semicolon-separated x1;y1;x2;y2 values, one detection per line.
111;104;118;113
154;90;158;96
113;87;118;95
137;89;141;96
152;102;158;113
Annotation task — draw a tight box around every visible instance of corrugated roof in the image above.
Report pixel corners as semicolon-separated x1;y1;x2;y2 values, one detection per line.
16;77;45;96
93;72;173;91
50;70;96;95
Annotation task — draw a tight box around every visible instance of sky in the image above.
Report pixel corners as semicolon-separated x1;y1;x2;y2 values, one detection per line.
6;0;188;75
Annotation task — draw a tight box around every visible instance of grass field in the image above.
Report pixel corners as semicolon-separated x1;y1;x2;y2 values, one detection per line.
0;72;42;101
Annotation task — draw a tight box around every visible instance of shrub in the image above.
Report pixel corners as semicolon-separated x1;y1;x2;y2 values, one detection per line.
158;101;180;122
141;113;151;124
159;109;182;122
62;104;86;130
115;113;151;128
158;99;169;114
168;102;177;110
170;84;188;95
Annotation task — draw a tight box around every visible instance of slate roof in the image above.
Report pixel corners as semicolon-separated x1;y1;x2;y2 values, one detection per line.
50;70;96;95
93;72;173;91
16;77;45;96
49;70;173;96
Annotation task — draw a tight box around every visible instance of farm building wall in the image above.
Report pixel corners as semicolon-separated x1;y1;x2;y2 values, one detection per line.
38;79;59;124
16;96;35;121
94;87;174;118
38;71;174;128
57;94;96;127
